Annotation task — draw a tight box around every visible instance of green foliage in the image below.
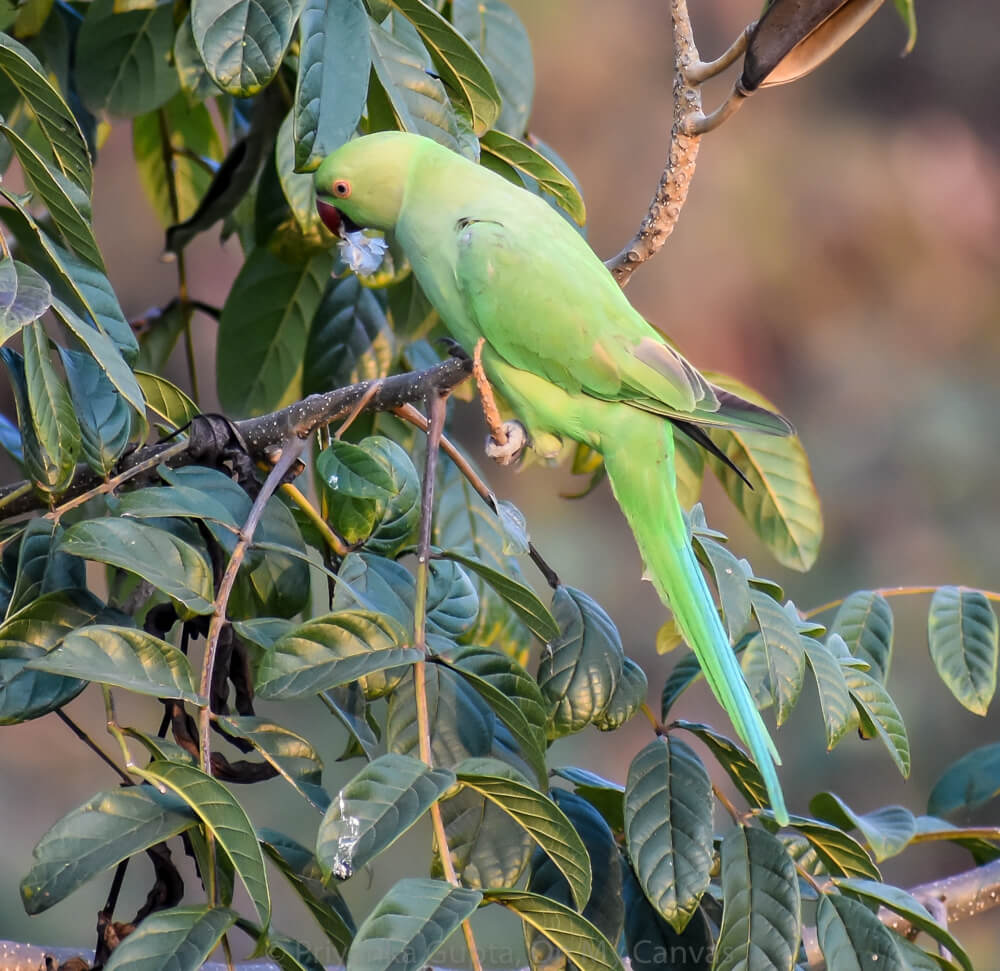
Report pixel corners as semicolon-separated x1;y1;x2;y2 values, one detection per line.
0;4;987;971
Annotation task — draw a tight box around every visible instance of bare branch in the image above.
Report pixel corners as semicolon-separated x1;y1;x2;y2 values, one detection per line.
0;356;473;521
605;0;704;286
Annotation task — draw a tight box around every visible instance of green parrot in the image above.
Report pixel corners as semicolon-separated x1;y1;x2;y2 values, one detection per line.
315;131;791;824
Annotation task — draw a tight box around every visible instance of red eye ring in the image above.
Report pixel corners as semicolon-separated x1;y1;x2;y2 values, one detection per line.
333;180;351;198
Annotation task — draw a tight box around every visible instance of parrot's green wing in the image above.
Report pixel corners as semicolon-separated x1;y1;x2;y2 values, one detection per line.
453;216;790;435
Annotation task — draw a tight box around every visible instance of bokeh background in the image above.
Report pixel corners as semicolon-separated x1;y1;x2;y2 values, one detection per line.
3;1;999;967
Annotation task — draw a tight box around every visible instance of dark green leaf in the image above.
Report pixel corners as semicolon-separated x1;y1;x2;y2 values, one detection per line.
254;609;416;699
326;682;381;760
135;370;199;428
786;815;880;880
479;129;585;225
816;892;905;971
5;518;84;617
538;585;624;738
624;736;712;933
20;786;195;914
843;665;910;777
389;0;500;135
293;0;369;170
713;827;801;971
928;742;1000;817
348;877;482;971
276;110;320;234
803;637;856;748
830;590;893;682
27;625;203;703
550;767;624;835
0;32;91;189
457;768;591;910
192;0;306;95
694;534;752;642
0;258;51;344
258;829;354;957
437;548;559;643
317;438;397;499
835;878;973;971
748;590;806;725
706;374;822;570
59;518;214;614
484;889;624;971
810;792;916;862
174;13;219;100
660;652;703;720
75;0;179;115
594;656;647;731
103;905;238;971
674;720;768;811
217;245;334;416
452;0;533;136
138;760;270;925
218;715;329;811
927;586;998;715
317;752;454;879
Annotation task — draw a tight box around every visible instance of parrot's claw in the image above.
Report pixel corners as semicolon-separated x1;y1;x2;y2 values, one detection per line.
485;421;527;466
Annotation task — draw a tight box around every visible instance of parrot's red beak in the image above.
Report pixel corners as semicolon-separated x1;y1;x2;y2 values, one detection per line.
317;197;344;236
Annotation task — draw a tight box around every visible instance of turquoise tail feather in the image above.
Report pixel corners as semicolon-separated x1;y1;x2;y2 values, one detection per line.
601;410;788;825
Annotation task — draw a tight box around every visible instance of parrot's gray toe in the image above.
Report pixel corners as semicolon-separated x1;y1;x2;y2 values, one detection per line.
485;420;527;465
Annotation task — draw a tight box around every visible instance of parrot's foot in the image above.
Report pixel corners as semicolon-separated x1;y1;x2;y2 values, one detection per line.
485;420;528;466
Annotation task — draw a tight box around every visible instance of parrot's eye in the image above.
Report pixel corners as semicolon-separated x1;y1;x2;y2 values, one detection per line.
333;180;351;199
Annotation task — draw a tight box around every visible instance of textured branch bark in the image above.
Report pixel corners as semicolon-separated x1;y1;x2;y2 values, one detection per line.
604;0;703;286
0;356;473;521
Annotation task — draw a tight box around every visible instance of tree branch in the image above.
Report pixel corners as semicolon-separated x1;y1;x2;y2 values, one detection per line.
604;0;704;286
0;357;473;521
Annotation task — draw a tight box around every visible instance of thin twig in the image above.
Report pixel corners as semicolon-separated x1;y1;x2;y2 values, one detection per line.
802;585;1000;620
55;708;131;785
604;0;704;286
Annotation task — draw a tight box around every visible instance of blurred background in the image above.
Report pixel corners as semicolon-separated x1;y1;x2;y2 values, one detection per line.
2;1;999;967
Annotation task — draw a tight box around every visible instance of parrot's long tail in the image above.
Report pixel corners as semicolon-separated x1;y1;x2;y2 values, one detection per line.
601;410;788;825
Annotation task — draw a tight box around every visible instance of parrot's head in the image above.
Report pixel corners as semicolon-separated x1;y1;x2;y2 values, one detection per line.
314;132;419;237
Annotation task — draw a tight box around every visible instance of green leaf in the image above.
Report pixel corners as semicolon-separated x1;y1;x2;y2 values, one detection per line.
803;637;856;748
0;258;51;344
174;13;219;99
133;93;223;225
694;534;752;641
835;878;973;971
347;877;482;971
258;829;354;957
317;438;396;499
135;370;200;428
674;720;768;811
830;590;894;682
843;665;911;777
118;485;241;533
786;815;880;880
444;647;548;787
59;518;214;614
594;656;647;731
27;625;203;703
452;0;533;136
103;905;238;971
550;767;624;835
484;889;624;971
276;110;320;234
928;741;1000;817
436;548;559;642
706;374;822;570
303;276;395;392
218;715;329;811
20;786;195;914
389;0;500;135
457;767;591;910
0;32;92;190
892;0;917;54
5;518;84;617
317;753;454;879
368;17;464;152
625;736;712;933
293;0;370;171
216;245;334;416
810;792;916;863
138;760;270;925
479;129;586;225
538;585;624;738
660;652;703;719
192;0;306;95
747;590;805;724
22;321;80;493
57;348;132;476
816;892;906;971
75;0;180;116
254;609;417;699
927;586;998;715
713;827;801;971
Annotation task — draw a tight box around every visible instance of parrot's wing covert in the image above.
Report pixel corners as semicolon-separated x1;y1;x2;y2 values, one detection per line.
453;217;716;416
